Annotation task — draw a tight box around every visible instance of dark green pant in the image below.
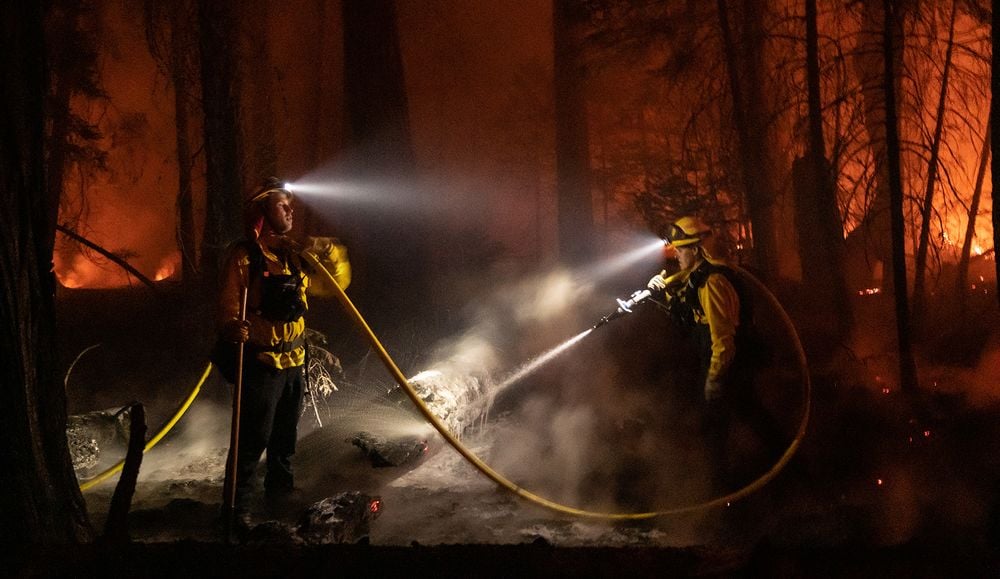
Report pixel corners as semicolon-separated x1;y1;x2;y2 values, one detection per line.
225;362;304;514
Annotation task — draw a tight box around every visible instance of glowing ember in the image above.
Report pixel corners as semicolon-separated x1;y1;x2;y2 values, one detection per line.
857;287;881;296
876;478;884;486
882;387;891;395
369;499;381;514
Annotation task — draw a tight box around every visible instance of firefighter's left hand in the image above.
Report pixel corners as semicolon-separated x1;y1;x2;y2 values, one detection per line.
305;236;345;260
704;379;723;402
647;272;667;291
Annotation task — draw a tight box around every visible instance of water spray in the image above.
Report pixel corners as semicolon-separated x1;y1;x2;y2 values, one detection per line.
497;280;671;393
495;329;594;392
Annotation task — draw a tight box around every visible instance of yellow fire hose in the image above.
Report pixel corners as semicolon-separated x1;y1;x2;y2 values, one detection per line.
80;254;810;521
303;253;812;520
78;362;213;491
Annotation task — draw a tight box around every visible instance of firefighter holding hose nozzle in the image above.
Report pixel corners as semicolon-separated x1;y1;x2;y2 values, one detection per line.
216;177;351;533
646;216;783;491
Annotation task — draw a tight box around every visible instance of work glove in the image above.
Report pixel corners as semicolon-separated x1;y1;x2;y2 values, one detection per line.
704;378;723;402
647;270;668;291
221;319;250;343
304;236;346;261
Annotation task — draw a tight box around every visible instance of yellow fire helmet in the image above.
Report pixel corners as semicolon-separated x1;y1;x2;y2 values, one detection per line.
665;215;712;248
246;176;292;208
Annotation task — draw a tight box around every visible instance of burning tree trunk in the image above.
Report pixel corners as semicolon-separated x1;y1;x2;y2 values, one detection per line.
717;0;780;282
882;0;919;393
912;0;958;330
199;0;244;283
0;0;93;543
553;0;594;265
793;0;852;344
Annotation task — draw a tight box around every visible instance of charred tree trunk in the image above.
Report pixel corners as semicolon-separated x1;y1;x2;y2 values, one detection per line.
553;0;594;265
955;120;990;308
882;0;919;393
0;0;93;543
846;0;905;293
793;0;852;344
102;403;146;544
171;0;199;285
45;1;106;236
143;0;201;285
993;15;999;311
717;0;779;282
912;0;958;329
199;0;244;284
342;0;426;320
241;0;278;182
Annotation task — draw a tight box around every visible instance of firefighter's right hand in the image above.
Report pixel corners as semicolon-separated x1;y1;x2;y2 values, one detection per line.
222;319;250;343
647;271;668;291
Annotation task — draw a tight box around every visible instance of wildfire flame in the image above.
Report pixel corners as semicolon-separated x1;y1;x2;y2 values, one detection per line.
154;261;176;281
54;250;181;288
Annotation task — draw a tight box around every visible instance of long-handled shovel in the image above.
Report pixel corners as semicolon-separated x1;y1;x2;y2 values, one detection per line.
224;287;249;541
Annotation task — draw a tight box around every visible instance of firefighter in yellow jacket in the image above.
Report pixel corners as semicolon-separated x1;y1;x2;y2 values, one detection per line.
647;216;750;488
218;177;350;526
648;216;739;401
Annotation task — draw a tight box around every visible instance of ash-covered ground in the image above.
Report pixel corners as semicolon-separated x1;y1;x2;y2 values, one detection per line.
80;387;722;548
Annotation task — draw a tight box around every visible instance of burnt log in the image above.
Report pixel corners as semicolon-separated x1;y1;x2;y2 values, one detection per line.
296;492;382;545
349;431;427;468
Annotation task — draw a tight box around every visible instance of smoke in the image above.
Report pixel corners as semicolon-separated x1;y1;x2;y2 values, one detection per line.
487;397;599;505
135;399;230;484
393;256;728;515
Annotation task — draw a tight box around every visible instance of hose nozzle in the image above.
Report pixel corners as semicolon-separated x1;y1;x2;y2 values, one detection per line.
591;289;652;330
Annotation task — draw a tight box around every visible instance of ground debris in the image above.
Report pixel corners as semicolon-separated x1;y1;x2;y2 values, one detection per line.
349;431;428;467
66;405;132;474
296;492;382;544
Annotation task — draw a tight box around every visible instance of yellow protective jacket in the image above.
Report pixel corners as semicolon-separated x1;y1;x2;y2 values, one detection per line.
693;265;740;383
218;236;351;370
662;258;741;383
